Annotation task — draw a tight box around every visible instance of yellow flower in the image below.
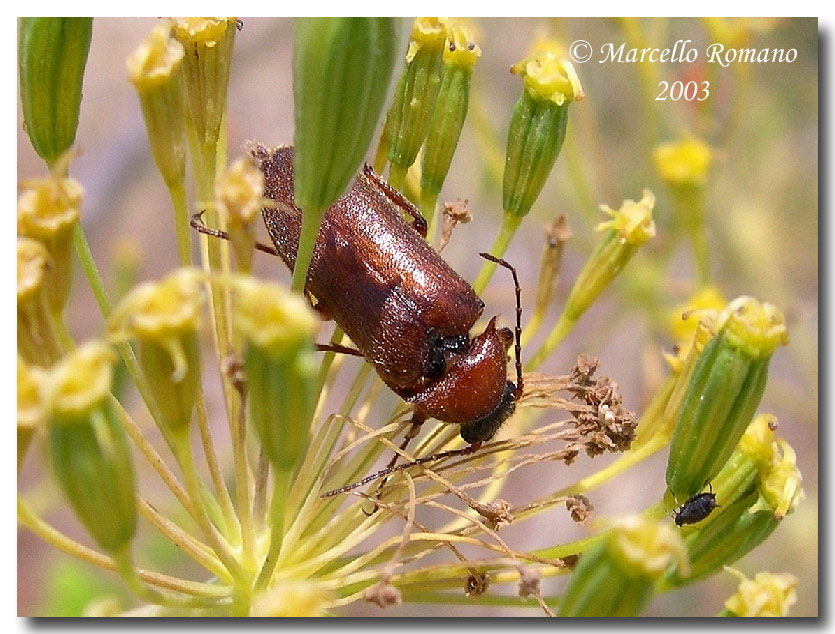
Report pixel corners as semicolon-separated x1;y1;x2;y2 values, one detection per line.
724;568;797;616
511;51;584;105
653;138;712;186
595;189;657;245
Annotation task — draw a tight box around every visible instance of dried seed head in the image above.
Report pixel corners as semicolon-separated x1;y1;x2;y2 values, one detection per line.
565;495;593;523
724;569;798;617
654;138;713;187
363;579;402;608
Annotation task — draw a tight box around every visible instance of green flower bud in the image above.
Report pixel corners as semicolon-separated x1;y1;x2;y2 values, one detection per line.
527;191;655;370
127;22;187;189
558;516;687;616
172;18;237;153
108;269;203;433
385;18;448;181
503;51;583;219
420;24;480;200
18;17;92;167
42;342;137;554
292;17;399;292
723;569;797;617
233;277;318;472
666;297;788;499
17;156;82;316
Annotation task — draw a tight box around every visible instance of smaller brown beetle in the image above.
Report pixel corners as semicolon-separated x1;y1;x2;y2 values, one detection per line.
673;483;719;526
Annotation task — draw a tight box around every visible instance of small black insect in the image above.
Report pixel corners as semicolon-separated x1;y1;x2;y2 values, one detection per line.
674;484;719;527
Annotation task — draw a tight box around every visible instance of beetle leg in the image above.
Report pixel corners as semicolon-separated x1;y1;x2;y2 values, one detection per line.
315;343;364;357
190;212;280;256
362;163;428;238
363;413;426;515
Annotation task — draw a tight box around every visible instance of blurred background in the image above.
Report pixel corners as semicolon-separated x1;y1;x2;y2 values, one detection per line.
17;17;817;616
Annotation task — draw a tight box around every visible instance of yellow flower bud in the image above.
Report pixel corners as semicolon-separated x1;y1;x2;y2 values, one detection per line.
18;157;82;314
215;156;265;272
42;341;116;419
233;276;318;472
109;269;203;432
128;23;187;188
559;516;687;616
18;358;45;467
511;51;584;106
716;296;789;359
756;439;805;520
595;189;657;246
653;138;712;187
724;569;798;617
172;18;237;149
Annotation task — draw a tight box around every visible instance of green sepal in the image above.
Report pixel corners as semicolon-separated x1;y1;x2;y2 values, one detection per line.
293;17;399;214
48;403;137;554
139;333;201;433
386;35;445;171
502;93;568;219
245;341;317;473
666;331;771;498
558;539;654;617
19;17;93;166
421;64;472;198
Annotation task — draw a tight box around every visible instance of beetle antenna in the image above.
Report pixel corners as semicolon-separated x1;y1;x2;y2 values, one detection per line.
320;442;481;498
478;253;523;397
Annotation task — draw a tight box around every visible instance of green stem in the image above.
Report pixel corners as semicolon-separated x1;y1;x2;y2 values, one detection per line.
167;176;191;265
290;208;323;293
526;313;575;371
473;214;522;294
254;469;292;592
171;430;244;582
73;222;111;315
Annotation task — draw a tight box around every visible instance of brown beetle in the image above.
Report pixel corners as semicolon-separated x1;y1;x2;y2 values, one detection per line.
195;144;522;446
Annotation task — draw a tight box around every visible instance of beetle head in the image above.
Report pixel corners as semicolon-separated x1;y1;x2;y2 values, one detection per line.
407;317;518;442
